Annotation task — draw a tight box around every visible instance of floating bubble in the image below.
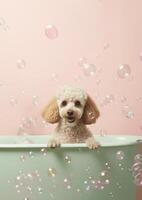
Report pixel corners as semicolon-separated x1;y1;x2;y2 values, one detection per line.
0;18;5;26
41;148;48;156
78;57;87;67
122;105;134;119
45;25;58;39
116;151;125;160
139;52;142;61
105;162;111;169
104;94;115;104
88;112;96;120
76;188;81;192
20;154;26;162
21;117;36;129
27;186;32;193
67;185;71;189
64;155;71;164
126;111;134;119
84;180;88;184
104;42;110;50
38;187;43;194
132;162;142;173
17;59;26;69
134;154;142;162
117;64;131;79
29;151;34;159
82;63;96;76
32;95;39;106
16;176;21;181
10;98;18;106
104;179;110;184
134;172;142;186
120;96;127;103
86;185;91;191
101;170;108;177
48;168;56;177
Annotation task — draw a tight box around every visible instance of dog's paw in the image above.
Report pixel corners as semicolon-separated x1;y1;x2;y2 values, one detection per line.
47;138;60;148
86;137;100;150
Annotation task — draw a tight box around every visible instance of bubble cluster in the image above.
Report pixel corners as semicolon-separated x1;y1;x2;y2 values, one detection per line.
45;25;58;39
117;64;131;79
132;153;142;186
83;169;110;191
14;170;42;194
79;57;96;76
101;94;115;106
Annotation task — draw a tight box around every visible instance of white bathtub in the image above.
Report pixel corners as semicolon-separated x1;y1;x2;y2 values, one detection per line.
0;135;142;200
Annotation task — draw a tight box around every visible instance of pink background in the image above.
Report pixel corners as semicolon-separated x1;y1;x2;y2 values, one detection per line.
0;0;142;136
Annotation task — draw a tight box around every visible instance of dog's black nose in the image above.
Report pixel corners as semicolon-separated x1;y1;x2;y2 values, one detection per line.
67;110;74;116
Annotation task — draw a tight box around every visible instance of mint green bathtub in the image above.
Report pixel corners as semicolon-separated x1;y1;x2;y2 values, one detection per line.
0;135;142;200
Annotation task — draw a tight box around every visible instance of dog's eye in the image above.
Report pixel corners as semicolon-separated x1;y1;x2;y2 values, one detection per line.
61;100;67;107
75;100;81;107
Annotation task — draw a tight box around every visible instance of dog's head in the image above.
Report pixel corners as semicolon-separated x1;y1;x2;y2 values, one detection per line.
42;86;100;126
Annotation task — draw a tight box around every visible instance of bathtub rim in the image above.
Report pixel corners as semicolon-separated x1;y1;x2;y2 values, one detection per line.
0;135;141;148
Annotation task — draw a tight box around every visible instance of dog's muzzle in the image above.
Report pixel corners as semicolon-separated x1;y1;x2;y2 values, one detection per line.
67;110;75;123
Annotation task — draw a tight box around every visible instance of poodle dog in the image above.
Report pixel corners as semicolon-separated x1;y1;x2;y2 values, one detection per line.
42;86;100;149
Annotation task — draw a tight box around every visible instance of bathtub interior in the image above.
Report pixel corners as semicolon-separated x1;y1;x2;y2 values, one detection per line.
0;135;141;200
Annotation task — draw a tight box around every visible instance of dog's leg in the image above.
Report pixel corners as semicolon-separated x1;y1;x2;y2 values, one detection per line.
47;138;60;148
86;137;100;149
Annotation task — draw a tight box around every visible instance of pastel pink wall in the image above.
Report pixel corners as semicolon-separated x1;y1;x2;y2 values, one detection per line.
0;0;142;135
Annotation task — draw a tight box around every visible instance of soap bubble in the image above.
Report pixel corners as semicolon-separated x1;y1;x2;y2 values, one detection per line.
122;105;134;119
20;154;26;162
88;112;96;120
45;25;58;39
82;63;96;76
10;98;18;106
0;18;5;27
78;57;87;67
41;148;48;156
48;168;56;177
38;187;43;194
21;117;36;128
134;154;142;162
102;94;115;106
139;52;142;61
17;59;26;69
116;151;125;160
64;155;71;164
32;95;39;106
117;64;131;79
104;42;110;50
101;170;108;177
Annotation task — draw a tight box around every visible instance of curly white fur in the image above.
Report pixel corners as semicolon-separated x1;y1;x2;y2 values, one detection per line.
44;86;100;149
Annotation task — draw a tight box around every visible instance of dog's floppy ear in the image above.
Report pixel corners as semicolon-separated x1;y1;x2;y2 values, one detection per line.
82;96;100;124
42;97;60;123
